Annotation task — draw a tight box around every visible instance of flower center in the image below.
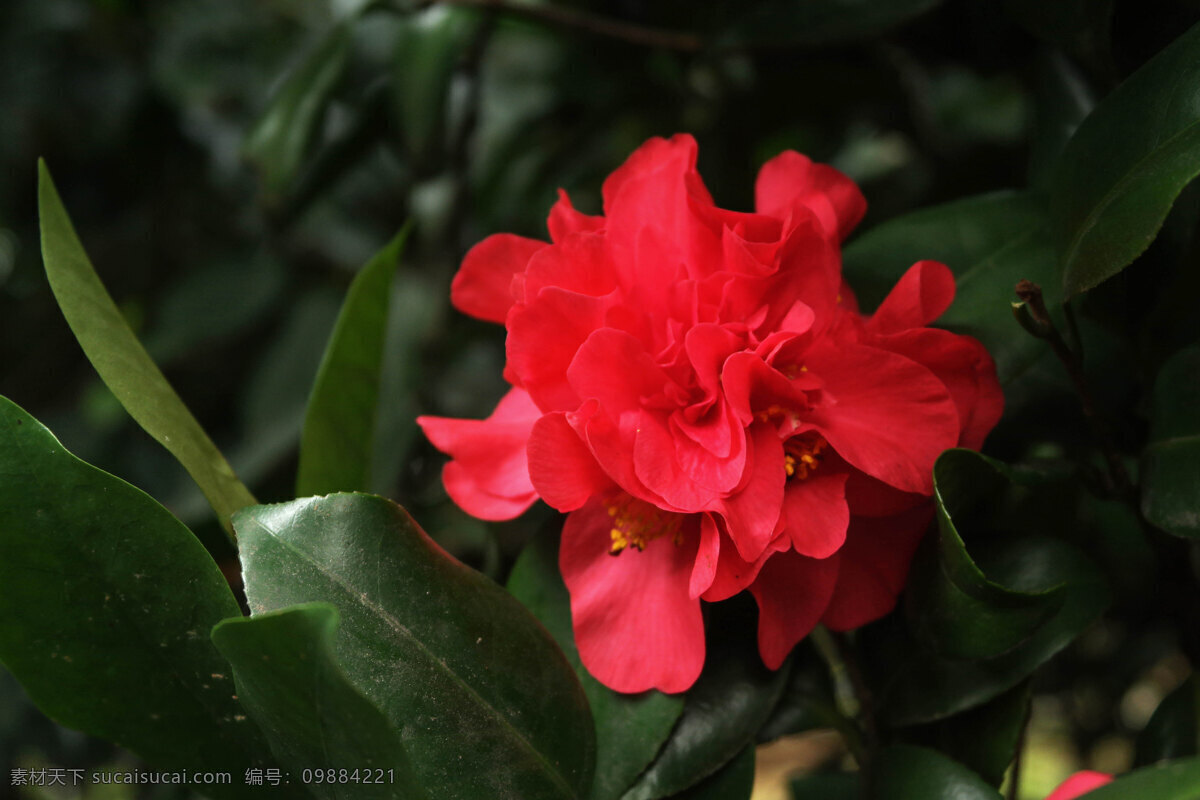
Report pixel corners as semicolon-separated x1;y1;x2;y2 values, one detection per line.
784;433;827;481
607;495;683;555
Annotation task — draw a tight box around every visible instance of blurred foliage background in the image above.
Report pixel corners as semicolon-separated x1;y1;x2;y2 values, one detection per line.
2;0;1200;797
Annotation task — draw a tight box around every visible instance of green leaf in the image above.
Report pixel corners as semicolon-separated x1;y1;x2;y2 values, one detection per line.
1052;22;1200;297
392;8;480;172
211;604;428;800
722;0;943;48
790;772;859;799
1084;757;1200;799
508;529;684;800
37;162;256;534
297;227;409;497
245;25;351;202
872;536;1110;726
907;450;1065;660
756;645;842;743
907;681;1031;787
842;191;1058;386
1137;678;1200;766
621;596;791;800
1028;51;1097;188
0;396;272;790
871;745;1002;799
1142;344;1200;538
670;744;754;800
234;494;595;799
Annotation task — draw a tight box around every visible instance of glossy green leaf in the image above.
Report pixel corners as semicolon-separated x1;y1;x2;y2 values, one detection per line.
1142;344;1200;538
245;25;351;202
297;227;409;497
670;744;754;800
508;530;684;800
756;645;842;743
1052;22;1200;297
908;681;1031;787
621;596;791;800
38;162;256;533
211;604;427;800
1137;678;1200;766
1084;757;1200;799
907;450;1064;660
790;772;859;799
842;191;1058;386
234;494;595;800
1029;51;1097;188
0;396;272;791
873;537;1110;726
722;0;942;48
871;745;1002;799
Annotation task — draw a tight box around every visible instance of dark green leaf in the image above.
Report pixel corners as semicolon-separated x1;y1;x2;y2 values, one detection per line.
873;537;1110;726
1052;22;1200;297
907;681;1031;787
871;745;1002;799
297;227;409;497
508;530;683;800
790;772;859;800
211;604;428;800
1137;678;1200;766
907;450;1065;660
245;25;351;202
1142;344;1200;538
722;0;942;48
756;645;842;743
1029;50;1097;188
1084;757;1200;799
0;396;272;792
842;191;1058;386
38;161;256;533
234;494;595;800
670;744;754;800
621;596;791;800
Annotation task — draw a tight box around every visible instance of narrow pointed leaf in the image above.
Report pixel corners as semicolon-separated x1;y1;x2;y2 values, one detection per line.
245;25;351;201
1052;22;1200;296
297;227;409;497
212;604;428;800
0;396;273;794
234;494;595;800
508;530;684;800
1142;344;1200;538
38;162;256;533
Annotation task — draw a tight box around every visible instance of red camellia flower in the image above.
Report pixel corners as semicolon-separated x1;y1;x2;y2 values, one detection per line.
418;134;1004;693
1044;771;1113;800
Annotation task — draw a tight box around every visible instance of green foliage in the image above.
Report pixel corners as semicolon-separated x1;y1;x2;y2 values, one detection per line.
1142;344;1200;538
37;162;256;534
233;494;595;799
1138;678;1200;766
0;396;273;794
297;227;408;497
1085;757;1200;799
871;745;1002;799
1052;22;1200;297
211;604;428;800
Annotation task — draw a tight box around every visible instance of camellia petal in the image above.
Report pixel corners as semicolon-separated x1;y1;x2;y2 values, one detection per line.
560;497;704;694
1044;772;1114;800
783;472;850;559
450;233;546;323
750;549;841;669
527;412;612;511
755;150;867;242
867;259;957;335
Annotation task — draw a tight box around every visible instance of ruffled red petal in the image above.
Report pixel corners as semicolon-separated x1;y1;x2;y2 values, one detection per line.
527;412;613;511
867;260;956;335
451;234;546;323
750;549;840;669
755;150;867;242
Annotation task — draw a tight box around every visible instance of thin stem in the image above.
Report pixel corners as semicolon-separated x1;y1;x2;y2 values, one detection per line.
812;626;878;772
400;0;704;52
1013;280;1132;498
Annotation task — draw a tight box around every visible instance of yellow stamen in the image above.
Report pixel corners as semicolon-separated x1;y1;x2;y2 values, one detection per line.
607;495;683;555
784;434;827;481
